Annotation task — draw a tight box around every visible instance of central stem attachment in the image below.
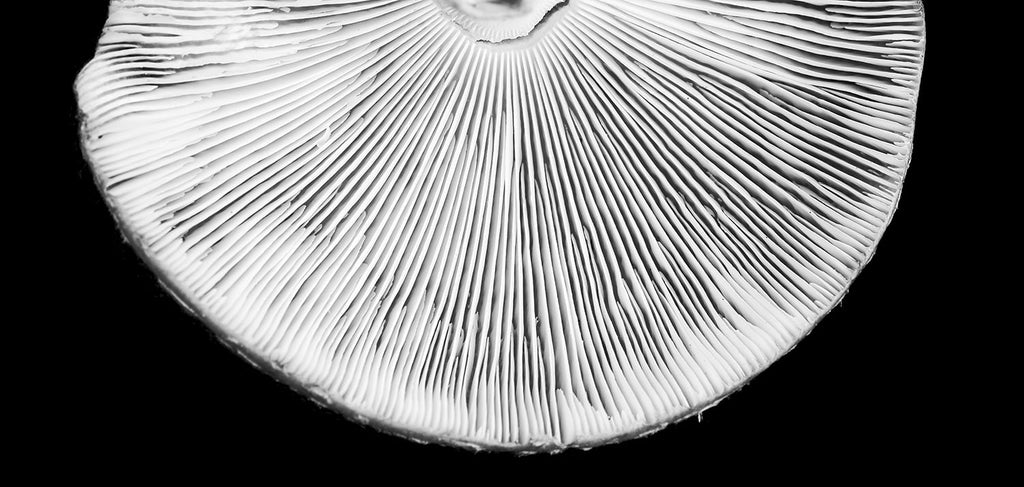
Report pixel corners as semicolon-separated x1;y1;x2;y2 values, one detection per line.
436;0;569;44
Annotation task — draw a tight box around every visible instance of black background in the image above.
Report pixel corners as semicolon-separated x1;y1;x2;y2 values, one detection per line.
45;0;965;472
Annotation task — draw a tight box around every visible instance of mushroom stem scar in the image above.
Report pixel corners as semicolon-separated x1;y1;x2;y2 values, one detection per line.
434;0;570;43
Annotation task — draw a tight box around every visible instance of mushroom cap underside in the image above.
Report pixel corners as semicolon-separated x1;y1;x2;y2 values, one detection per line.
77;0;925;450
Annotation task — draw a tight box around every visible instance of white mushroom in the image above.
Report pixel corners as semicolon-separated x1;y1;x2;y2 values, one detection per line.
77;0;926;450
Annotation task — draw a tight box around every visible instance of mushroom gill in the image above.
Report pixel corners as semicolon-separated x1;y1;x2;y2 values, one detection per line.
76;0;926;450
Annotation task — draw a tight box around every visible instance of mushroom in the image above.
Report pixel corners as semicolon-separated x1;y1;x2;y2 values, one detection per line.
76;0;925;450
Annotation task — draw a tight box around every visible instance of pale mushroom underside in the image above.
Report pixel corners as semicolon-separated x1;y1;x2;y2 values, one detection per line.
78;0;925;449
